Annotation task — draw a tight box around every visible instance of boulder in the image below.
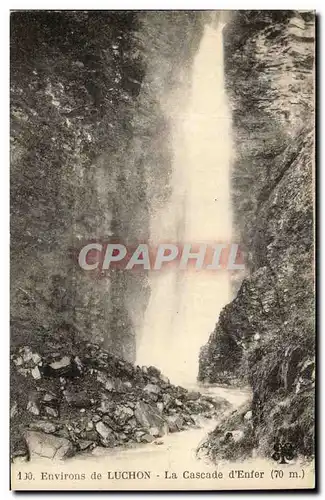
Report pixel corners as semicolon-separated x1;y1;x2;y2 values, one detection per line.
42;392;58;403
134;401;166;434
78;440;95;451
147;366;161;378
64;390;92;408
162;393;172;407
95;421;111;440
24;431;75;460
27;401;40;416
159;375;170;385
166;415;184;433
143;384;161;395
45;407;59;418
28;421;57;434
102;415;119;431
50;356;71;371
141;434;154;443
186;391;201;401
149;427;160;437
156;402;164;413
244;410;253;421
112;405;134;426
98;400;114;414
229;430;244;443
95;421;115;447
31;366;41;379
10;402;18;418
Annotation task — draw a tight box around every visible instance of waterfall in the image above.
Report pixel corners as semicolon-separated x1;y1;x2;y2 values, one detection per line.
137;22;233;386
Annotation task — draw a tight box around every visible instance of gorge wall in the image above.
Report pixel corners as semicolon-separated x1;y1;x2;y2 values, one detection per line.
10;11;205;361
199;11;315;458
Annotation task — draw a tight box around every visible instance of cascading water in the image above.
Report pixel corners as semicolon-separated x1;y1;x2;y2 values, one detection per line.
137;21;233;386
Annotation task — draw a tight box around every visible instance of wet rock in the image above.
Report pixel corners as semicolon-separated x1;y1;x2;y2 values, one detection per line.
186;391;201;401
24;431;75;460
141;434;154;443
134;401;166;432
95;421;112;440
166;415;184;433
149;426;160;437
134;430;144;442
183;414;196;426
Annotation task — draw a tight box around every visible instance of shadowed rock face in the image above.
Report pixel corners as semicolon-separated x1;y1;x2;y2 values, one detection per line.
10;11;205;360
199;11;315;458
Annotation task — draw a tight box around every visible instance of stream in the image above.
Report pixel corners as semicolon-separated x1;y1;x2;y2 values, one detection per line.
59;384;252;488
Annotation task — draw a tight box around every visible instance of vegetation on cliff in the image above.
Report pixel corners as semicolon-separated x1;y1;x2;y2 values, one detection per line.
199;11;315;460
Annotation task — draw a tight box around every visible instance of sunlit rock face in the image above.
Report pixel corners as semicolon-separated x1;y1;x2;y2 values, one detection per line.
199;11;315;457
10;11;204;360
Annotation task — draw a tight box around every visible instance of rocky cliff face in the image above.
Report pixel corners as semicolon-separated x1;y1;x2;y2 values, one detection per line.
10;11;204;361
198;11;315;459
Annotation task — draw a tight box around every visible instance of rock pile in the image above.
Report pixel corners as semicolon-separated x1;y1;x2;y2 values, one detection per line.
11;341;229;462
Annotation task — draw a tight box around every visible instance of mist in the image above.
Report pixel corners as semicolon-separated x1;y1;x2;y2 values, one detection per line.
137;22;233;386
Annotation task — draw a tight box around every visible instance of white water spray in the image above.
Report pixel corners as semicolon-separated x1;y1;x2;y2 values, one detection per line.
137;23;233;386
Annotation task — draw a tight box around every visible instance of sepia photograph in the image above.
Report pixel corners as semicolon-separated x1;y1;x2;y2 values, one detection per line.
9;8;315;491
